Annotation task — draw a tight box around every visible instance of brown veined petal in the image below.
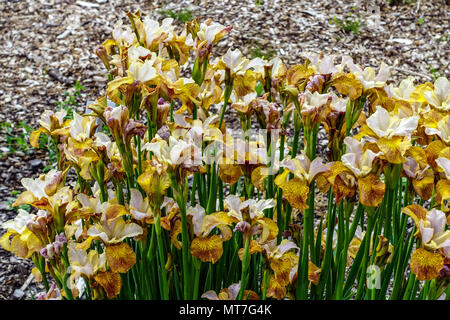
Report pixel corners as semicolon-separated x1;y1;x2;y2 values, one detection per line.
234;70;257;97
12;191;36;207
218;164;243;185
202;211;237;236
435;180;450;213
94;271;122;299
190;235;223;264
280;177;309;211
402;204;428;229
105;204;128;224
170;219;183;250
348;237;362;260
412;169;434;201
21;229;43;256
358;174;385;207
217;225;233;241
325;162;356;204
258;217;279;243
105;242;137;273
410;248;444;281
10;234;30;258
315;174;331;194
330;73;363;101
270;254;294;286
425;140;446;171
286;64;314;86
405;146;428;169
242;290;260;300
308;261;321;285
377;136;411;164
265;274;287;300
30;127;47;149
238;240;262;261
251;166;269;192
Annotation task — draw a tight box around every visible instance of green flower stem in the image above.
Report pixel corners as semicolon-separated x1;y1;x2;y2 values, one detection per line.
262;268;270;300
218;71;233;130
173;178;192;299
155;215;169;300
192;258;201;300
32;254;50;292
355;210;375;300
206;161;218;214
291;112;301;157
169;101;174;122
61;245;74;300
115;180;124;205
237;235;251;300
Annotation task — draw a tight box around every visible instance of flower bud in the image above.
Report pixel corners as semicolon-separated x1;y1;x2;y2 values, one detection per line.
55;233;67;245
95;45;110;70
88;96;108;122
40;247;49;259
53;241;63;255
233;221;251;235
124;119;147;145
305;75;325;93
104;105;129;140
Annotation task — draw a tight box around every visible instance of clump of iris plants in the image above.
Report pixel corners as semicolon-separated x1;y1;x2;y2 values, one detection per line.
1;10;449;300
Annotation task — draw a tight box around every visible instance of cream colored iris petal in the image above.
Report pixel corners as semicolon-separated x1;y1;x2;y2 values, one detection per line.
419;220;434;245
222;48;249;74
342;137;380;177
342;153;360;177
426;116;450;144
21;177;47;199
386;76;416;101
247;199;275;220
277;239;299;255
187;204;206;237
68;242;106;278
366;106;418;139
394;116;419;137
366;106;392;138
110;220;143;243
127;60;157;83
427;209;447;236
304;91;330;108
127;46;152;65
224;195;243;221
436;157;450;179
1;209;36;234
425;77;450;108
112;20;134;45
329;94;349;113
309;157;331;183
375;62;390;83
245;57;266;76
129;189;153;221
